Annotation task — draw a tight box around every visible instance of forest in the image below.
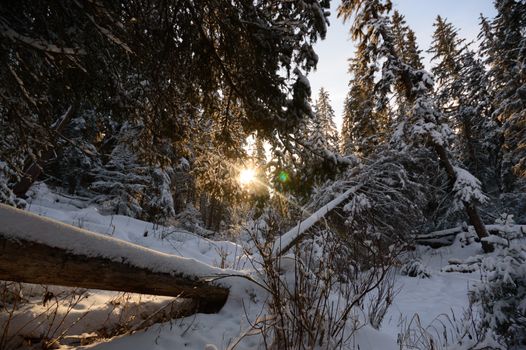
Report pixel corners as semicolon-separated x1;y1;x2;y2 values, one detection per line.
0;0;525;349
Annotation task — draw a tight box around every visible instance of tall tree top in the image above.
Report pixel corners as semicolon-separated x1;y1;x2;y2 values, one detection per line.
313;87;339;153
428;15;466;86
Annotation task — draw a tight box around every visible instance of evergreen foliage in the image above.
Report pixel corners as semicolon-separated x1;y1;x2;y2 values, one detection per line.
302;88;341;185
479;0;526;192
428;15;466;108
309;149;436;244
470;218;526;347
0;162;25;209
428;17;499;191
313;88;339;154
338;0;493;252
0;0;330;201
341;51;388;157
391;10;424;113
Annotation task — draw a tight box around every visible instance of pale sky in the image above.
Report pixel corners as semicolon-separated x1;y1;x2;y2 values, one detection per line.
308;0;497;129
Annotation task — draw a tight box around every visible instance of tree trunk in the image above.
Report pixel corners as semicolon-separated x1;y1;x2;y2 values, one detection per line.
433;142;493;252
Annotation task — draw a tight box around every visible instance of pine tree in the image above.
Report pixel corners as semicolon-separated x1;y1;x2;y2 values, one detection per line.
313;88;340;154
392;11;424;71
338;0;493;252
391;11;424;119
45;109;107;195
480;0;526;191
404;30;424;70
341;50;388;157
428;15;466;108
456;50;500;190
428;17;498;189
0;0;331;204
0;161;25;208
88;122;154;218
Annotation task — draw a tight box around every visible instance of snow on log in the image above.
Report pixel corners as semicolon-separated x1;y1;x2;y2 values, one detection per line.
414;226;464;240
413;224;526;248
415;224;526;241
272;186;360;257
0;204;232;313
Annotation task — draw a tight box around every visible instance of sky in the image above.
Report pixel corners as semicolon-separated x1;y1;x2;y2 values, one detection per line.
308;0;497;129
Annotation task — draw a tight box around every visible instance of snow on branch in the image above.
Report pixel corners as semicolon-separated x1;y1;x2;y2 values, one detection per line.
408;96;453;147
452;166;488;211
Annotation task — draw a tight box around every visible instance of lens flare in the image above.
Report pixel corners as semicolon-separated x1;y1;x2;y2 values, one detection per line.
278;171;289;183
239;168;256;186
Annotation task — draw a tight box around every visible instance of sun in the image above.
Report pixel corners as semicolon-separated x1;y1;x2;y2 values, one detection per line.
238;168;256;186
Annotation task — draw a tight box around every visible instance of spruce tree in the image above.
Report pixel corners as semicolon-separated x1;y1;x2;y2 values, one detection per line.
391;11;424;118
341;50;388;157
392;11;424;71
339;0;493;252
404;30;424;70
0;0;331;203
428;15;466;109
456;50;499;190
480;0;526;191
313;88;340;154
428;17;498;188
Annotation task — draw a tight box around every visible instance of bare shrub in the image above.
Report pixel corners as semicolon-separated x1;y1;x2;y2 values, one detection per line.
242;221;397;350
367;271;396;330
0;283;89;349
0;282;25;349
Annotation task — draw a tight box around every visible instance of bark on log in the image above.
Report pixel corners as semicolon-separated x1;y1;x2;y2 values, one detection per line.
0;204;229;313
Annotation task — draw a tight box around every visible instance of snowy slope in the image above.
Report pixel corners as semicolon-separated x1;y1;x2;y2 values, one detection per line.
3;183;499;350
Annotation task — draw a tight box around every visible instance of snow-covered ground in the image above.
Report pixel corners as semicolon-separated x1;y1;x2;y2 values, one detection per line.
2;183;502;349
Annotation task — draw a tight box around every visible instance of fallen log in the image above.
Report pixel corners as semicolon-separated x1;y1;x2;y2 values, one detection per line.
272;185;362;257
414;226;465;241
414;224;526;248
0;204;230;313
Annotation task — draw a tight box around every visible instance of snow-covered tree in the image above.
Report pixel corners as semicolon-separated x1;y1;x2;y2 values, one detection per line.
312;88;339;154
456;50;500;190
428;16;466;109
428;18;499;190
84;122;177;223
338;0;493;252
479;0;526;191
390;11;425;131
341;50;389;157
287;88;345;192
470;221;526;347
0;0;331;202
0;161;25;208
